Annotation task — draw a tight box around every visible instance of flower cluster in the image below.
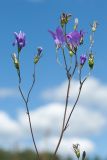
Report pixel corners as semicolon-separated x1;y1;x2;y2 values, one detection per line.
48;27;84;53
48;27;65;50
48;14;98;159
49;12;97;70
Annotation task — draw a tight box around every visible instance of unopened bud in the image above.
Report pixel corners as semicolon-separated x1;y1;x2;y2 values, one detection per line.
74;18;79;30
67;43;76;55
37;47;43;56
34;47;43;64
80;54;87;66
82;151;86;160
69;50;74;57
91;21;98;32
73;144;80;159
60;13;72;28
88;53;94;69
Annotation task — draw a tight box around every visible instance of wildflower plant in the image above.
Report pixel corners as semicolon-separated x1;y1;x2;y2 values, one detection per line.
49;12;98;159
11;12;98;160
12;30;43;160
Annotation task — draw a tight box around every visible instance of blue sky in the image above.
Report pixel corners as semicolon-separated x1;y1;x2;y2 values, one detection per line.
0;0;107;158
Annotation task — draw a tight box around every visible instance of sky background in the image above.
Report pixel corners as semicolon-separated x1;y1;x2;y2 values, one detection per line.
0;0;107;159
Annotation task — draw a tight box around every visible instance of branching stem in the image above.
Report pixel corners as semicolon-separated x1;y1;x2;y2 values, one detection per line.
17;55;40;160
52;47;88;160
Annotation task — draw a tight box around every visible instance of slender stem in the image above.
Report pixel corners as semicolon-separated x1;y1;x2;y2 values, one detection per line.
18;85;40;160
64;69;89;131
53;53;87;158
26;64;36;103
62;48;68;73
52;48;72;159
17;56;40;160
71;54;78;77
64;24;67;36
52;77;71;158
64;83;82;130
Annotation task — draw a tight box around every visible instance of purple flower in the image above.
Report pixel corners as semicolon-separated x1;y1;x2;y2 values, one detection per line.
66;30;85;51
80;54;87;65
13;31;26;52
48;27;65;49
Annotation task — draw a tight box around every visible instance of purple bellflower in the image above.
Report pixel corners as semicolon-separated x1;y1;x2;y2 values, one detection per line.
66;30;85;52
48;27;65;49
80;54;87;65
13;31;26;52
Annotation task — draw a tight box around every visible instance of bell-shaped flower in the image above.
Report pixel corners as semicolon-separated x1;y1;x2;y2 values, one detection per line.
13;31;26;52
48;27;65;50
66;30;85;52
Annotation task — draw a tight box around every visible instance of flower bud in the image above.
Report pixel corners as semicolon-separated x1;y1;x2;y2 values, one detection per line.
37;47;43;56
91;21;98;32
82;151;86;160
69;50;74;57
12;53;19;70
34;47;43;64
80;54;87;66
67;43;74;57
88;53;94;69
73;144;80;159
60;13;72;28
74;18;79;30
79;30;85;45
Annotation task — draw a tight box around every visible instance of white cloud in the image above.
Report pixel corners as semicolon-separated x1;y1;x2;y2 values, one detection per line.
42;77;107;110
0;100;105;154
0;76;107;155
0;88;19;98
19;103;106;137
0;112;21;137
0;111;22;148
38;136;94;156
